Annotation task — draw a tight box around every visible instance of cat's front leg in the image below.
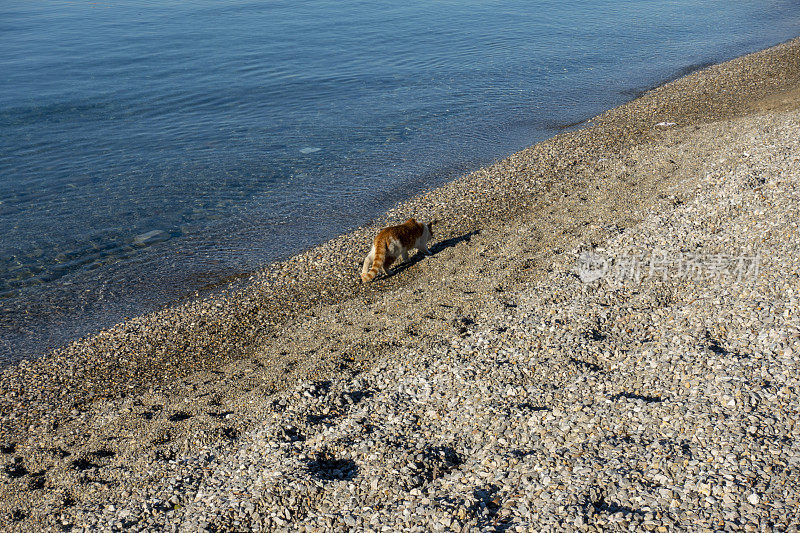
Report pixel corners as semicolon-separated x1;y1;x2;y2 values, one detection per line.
362;250;375;275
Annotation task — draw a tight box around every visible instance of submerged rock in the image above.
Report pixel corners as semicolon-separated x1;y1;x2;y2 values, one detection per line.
133;230;169;245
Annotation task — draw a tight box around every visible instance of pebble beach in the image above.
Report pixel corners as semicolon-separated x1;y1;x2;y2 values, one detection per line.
2;38;800;532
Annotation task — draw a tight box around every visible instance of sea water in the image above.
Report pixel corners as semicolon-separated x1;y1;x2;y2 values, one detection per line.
1;0;799;363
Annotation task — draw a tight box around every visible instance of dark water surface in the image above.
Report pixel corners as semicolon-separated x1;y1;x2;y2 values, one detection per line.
1;0;799;362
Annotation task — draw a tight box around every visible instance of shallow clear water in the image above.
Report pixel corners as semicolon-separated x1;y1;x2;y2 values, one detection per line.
1;0;799;362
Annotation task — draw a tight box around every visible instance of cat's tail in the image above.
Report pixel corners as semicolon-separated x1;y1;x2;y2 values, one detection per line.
361;243;386;283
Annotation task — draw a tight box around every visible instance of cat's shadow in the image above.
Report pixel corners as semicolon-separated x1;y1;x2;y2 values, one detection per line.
384;229;480;279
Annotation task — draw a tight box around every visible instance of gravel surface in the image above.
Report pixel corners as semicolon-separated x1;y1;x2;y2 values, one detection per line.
1;38;799;531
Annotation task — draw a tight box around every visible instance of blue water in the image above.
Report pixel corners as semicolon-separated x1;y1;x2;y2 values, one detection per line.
1;0;798;362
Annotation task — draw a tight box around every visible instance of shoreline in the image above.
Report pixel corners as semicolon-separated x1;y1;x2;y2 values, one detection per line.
2;37;800;530
3;35;799;371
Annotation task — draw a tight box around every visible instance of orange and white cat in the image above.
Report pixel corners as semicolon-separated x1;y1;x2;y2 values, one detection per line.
361;218;434;282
